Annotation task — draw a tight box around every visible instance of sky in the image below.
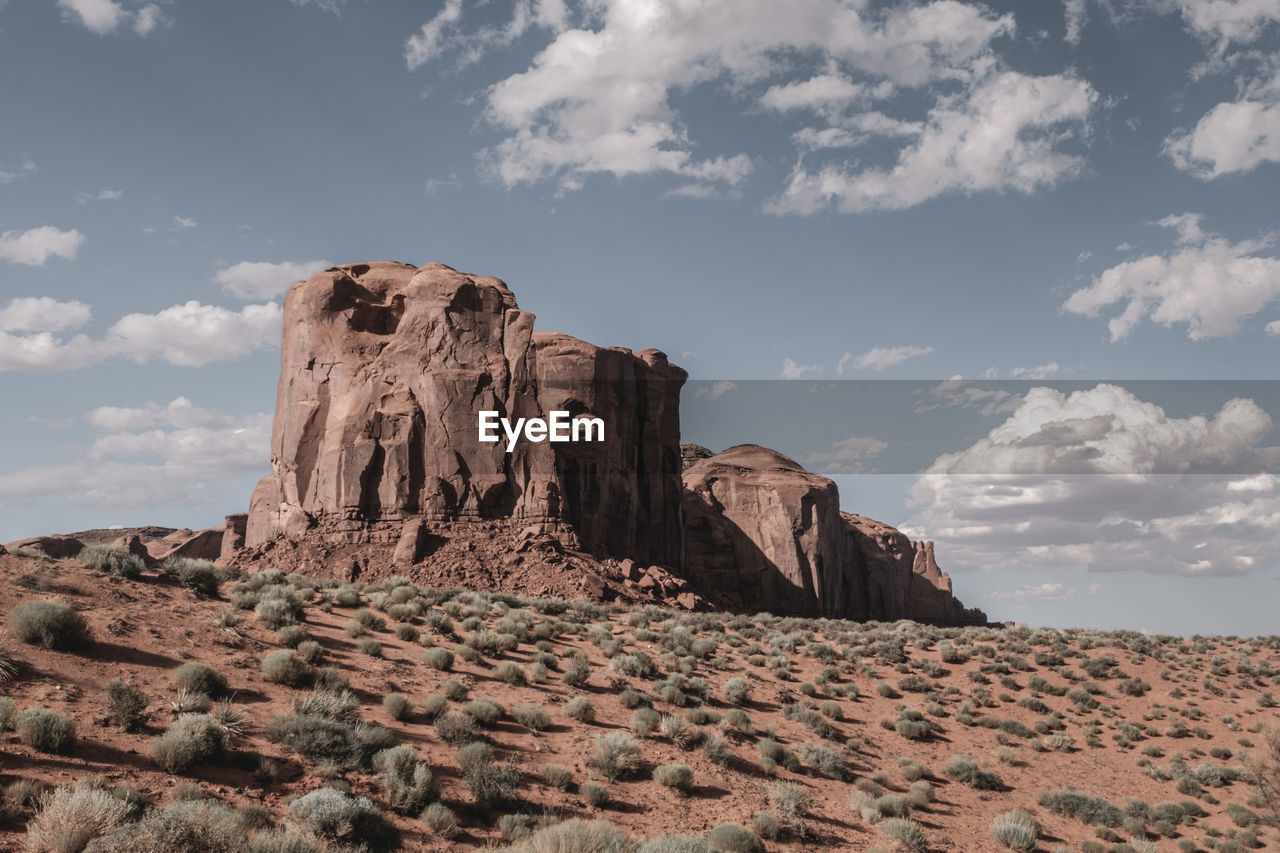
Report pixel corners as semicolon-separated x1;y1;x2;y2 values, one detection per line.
1;0;1279;634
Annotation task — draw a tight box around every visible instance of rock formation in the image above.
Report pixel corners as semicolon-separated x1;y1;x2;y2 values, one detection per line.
245;262;685;569
682;445;984;624
228;260;984;625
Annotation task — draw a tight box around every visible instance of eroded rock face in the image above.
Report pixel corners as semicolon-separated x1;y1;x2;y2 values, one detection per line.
246;262;686;567
682;445;984;624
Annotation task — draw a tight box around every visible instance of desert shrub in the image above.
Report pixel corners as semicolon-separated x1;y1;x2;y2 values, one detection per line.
943;754;1004;790
880;817;928;851
768;781;809;818
268;712;391;771
276;625;306;648
255;598;299;630
706;822;765;853
296;640;324;664
174;662;228;696
462;698;504;726
150;714;226;772
1036;790;1124;827
166;557;220;596
422;693;448;719
703;733;731;766
748;813;780;841
464;757;520;808
442;677;469;701
652;763;696;794
581;782;610;807
493;660;527;685
637;836;714;853
15;707;76;753
81;797;247;853
589;732;642;781
992;810;1041;852
355;636;382;657
723;677;751;705
631;707;660;737
291;688;359;722
104;680;149;732
513;704;551;731
8;599;92;650
907;780;935;806
434;713;479;746
756;737;800;772
723;708;753;734
382;693;410;721
799;742;847;780
662;714;698;750
421;802;459;838
542;764;575;790
563;653;591;687
565;696;596;723
499;819;631;852
260;650;310;686
288;788;398;853
24;784;131;853
372;745;436;815
79;545;145;579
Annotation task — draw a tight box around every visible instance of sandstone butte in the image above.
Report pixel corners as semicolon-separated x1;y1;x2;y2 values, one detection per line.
8;261;985;626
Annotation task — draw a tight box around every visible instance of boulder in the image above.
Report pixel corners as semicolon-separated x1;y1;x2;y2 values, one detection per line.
220;514;248;561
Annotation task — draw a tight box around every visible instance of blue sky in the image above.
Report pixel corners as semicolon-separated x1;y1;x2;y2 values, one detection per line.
2;0;1279;633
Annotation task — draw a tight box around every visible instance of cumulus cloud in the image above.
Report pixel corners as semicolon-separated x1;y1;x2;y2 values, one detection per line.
0;299;282;372
1063;214;1280;340
1063;0;1088;44
1165;82;1280;177
694;380;738;400
1157;0;1280;52
803;435;889;474
56;0;163;36
0;399;270;511
0;226;84;266
0;297;92;333
903;383;1280;578
766;69;1096;214
844;345;934;372
406;0;1091;207
214;260;330;300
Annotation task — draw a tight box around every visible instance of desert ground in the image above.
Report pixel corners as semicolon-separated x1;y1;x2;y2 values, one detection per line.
1;546;1277;852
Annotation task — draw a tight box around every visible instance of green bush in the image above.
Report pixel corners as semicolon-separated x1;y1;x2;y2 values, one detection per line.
105;679;149;732
652;763;696;794
943;754;1004;790
174;662;228;696
434;713;479;746
513;704;551;731
8;599;93;650
992;810;1041;852
288;788;398;853
565;696;596;723
879;817;928;852
493;660;527;685
260;650;310;685
589;732;641;781
542;764;575;790
82;798;248;853
422;647;454;670
1036;789;1124;827
372;745;436;815
24;785;131;853
79;545;145;579
150;714;226;772
498;819;631;852
14;707;76;753
165;557;221;595
462;697;504;726
382;693;411;721
421;802;459;838
706;822;765;853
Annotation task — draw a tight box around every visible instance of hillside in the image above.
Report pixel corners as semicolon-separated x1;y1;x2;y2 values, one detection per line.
0;548;1277;852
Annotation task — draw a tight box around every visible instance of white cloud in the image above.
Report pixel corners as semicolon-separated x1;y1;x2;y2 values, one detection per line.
74;188;123;204
0;297;92;333
984;362;1063;380
1268;320;1280;335
1166;94;1280;178
214;259;330;300
56;0;162;36
0;299;282;372
1158;0;1280;51
412;0;1028;198
0;400;271;511
767;69;1096;214
1064;0;1088;44
903;384;1280;578
694;380;738;400
0;226;84;266
0;158;36;184
803;435;889;474
847;344;934;371
781;358;820;380
1063;214;1280;340
170;216;197;231
916;379;1020;416
104;301;283;367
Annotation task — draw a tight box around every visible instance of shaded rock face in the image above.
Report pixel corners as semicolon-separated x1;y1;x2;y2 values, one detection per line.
682;445;984;624
247;262;686;568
